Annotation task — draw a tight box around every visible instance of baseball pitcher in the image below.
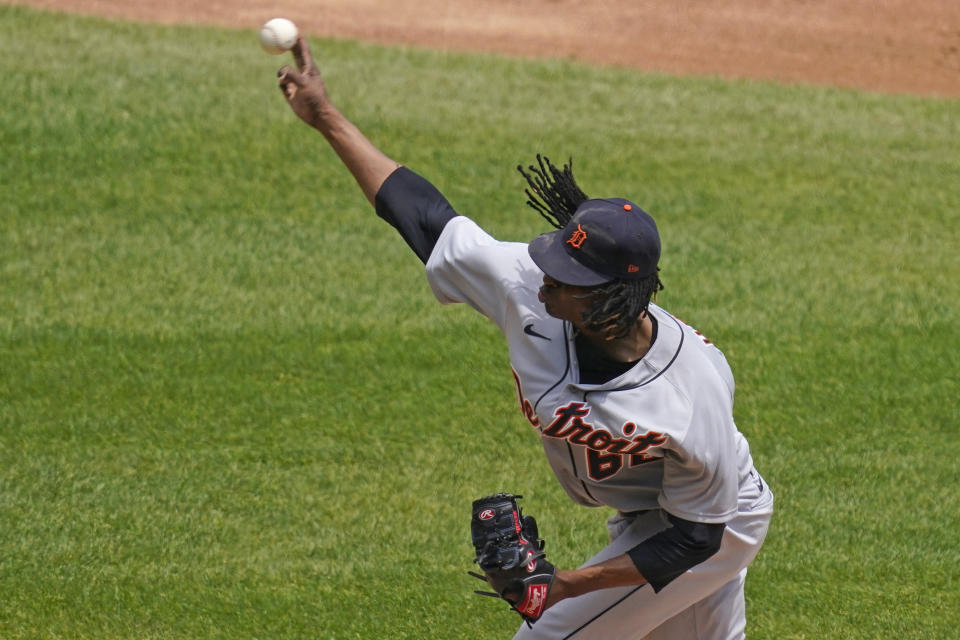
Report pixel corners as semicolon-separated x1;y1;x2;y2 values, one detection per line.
275;36;773;640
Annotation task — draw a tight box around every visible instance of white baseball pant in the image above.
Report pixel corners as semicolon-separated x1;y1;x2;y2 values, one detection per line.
513;475;773;640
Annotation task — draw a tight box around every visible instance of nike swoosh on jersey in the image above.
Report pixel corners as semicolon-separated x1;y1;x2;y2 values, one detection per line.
523;323;552;341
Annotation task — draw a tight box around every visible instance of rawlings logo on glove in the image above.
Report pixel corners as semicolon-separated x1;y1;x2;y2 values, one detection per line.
468;493;556;626
517;582;549;617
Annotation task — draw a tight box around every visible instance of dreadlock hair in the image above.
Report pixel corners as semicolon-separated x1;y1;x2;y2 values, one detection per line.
517;155;589;229
518;153;665;341
578;273;664;340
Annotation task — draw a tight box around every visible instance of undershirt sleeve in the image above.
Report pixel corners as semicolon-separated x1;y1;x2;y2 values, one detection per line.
374;166;459;264
626;514;726;592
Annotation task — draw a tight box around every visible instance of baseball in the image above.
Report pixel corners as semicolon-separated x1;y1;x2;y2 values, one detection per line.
259;18;299;55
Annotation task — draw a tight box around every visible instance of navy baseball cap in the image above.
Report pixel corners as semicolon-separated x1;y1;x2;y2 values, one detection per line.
527;198;660;286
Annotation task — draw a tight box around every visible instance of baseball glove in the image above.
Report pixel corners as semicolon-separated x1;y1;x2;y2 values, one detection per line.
468;493;556;626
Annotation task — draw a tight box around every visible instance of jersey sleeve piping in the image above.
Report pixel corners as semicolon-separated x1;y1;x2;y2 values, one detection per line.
657;503;738;525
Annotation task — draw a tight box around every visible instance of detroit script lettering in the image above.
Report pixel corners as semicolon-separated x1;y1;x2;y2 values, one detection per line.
512;370;666;481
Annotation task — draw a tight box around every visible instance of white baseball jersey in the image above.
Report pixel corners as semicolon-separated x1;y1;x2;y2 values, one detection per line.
426;216;758;524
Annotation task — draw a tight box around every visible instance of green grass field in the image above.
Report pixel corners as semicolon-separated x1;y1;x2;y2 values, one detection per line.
2;5;958;638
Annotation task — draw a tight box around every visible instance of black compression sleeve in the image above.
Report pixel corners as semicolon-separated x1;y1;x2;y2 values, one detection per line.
626;514;726;592
374;166;459;264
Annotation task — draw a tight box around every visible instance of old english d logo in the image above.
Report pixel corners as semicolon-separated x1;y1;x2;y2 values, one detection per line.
566;224;588;249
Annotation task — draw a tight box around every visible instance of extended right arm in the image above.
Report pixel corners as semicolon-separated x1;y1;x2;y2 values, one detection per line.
277;37;457;262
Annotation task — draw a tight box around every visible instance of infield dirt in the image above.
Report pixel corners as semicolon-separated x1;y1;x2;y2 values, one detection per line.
6;0;960;98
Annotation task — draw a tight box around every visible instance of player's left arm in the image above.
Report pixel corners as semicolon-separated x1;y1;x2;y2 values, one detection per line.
546;554;643;607
624;514;725;591
545;516;725;609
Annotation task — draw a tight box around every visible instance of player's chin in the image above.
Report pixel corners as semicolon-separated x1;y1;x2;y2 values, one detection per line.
538;289;567;320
